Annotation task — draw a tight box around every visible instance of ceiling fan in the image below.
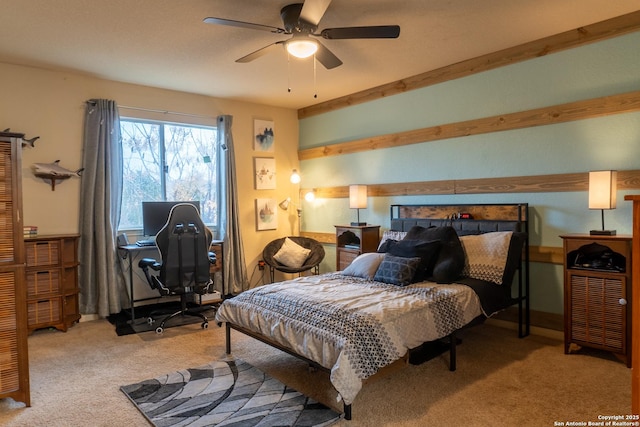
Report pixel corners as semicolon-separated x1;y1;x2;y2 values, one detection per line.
203;0;400;69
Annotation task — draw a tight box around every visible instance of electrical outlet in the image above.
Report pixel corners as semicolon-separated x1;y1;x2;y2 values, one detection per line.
258;260;265;270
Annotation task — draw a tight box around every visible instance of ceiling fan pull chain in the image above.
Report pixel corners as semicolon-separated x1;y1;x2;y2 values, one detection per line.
287;52;292;93
313;54;317;99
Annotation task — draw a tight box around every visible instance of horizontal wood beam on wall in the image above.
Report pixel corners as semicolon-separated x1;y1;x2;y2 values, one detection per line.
298;11;640;119
301;230;564;265
298;90;640;161
303;170;640;198
530;246;564;265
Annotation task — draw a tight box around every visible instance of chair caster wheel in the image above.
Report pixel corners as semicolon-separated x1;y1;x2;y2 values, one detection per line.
202;322;209;329
155;326;164;334
147;317;155;325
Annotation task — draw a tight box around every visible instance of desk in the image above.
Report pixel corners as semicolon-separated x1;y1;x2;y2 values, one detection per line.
118;240;224;322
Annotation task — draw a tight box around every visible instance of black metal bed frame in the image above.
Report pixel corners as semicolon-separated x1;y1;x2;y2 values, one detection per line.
221;203;530;420
224;322;457;420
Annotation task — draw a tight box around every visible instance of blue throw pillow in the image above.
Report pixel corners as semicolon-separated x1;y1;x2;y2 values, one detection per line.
373;254;421;286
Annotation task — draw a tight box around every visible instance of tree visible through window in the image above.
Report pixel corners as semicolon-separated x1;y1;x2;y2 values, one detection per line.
118;119;218;232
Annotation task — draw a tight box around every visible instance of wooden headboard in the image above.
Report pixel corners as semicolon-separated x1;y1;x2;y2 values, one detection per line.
390;203;528;235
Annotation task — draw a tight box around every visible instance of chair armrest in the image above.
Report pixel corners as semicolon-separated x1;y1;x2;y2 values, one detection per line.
138;258;161;271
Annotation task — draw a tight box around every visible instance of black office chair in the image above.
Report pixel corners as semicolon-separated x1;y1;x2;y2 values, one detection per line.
138;203;216;334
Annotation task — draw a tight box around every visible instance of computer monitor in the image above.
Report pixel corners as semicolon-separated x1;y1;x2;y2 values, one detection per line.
141;201;200;237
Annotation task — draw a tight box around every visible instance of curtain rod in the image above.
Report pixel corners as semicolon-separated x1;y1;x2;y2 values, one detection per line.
118;105;215;120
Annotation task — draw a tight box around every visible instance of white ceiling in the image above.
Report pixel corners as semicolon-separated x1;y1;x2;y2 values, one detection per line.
1;0;638;110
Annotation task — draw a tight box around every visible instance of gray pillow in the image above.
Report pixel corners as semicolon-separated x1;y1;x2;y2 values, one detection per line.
342;252;386;279
373;253;421;286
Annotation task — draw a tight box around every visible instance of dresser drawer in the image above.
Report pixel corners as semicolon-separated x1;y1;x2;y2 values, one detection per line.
337;249;359;270
26;270;61;297
27;298;62;327
26;241;60;267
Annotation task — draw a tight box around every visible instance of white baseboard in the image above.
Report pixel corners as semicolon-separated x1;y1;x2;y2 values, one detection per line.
79;314;100;322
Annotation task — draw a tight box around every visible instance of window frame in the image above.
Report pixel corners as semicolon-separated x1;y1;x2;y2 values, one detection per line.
117;117;219;236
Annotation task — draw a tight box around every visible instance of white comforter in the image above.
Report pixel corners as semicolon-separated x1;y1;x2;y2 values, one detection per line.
215;273;482;405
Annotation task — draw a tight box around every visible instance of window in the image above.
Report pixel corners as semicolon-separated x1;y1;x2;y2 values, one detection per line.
118;119;218;233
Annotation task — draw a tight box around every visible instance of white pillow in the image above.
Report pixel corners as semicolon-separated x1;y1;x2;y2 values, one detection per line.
273;237;311;268
459;231;512;285
342;252;386;279
377;230;407;250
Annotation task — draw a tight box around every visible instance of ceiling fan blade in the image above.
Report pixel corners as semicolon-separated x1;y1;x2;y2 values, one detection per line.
203;17;286;34
299;0;332;26
236;42;285;63
314;41;342;69
320;25;400;39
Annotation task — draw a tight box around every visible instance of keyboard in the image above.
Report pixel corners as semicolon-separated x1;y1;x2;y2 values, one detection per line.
135;239;156;247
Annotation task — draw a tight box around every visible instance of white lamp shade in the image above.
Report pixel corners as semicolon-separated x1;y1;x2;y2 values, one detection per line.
349;185;368;209
588;170;617;210
290;169;301;184
278;198;290;210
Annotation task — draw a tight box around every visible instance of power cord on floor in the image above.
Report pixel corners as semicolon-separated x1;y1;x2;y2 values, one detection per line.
248;263;267;288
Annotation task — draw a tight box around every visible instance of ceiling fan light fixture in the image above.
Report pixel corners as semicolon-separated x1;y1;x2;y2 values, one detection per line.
286;38;318;59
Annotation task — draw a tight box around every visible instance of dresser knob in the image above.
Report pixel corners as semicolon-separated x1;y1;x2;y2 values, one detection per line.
619;298;627;305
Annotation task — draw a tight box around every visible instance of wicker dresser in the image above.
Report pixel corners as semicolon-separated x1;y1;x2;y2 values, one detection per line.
0;132;30;406
24;234;80;333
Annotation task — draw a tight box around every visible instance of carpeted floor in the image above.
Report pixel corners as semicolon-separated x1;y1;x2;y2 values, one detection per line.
121;358;341;426
0;318;632;426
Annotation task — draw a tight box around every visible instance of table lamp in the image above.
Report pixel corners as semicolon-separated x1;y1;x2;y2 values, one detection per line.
588;170;617;235
349;185;367;226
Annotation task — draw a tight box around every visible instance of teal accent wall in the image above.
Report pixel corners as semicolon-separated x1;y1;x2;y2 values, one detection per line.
298;32;640;315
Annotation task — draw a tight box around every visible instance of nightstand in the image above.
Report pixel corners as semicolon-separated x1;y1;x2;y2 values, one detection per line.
561;234;632;367
335;225;380;270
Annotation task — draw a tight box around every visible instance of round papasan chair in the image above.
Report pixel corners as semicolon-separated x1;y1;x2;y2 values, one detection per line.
262;236;325;282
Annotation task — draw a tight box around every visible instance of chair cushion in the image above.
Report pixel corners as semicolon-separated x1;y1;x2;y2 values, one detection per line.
273;237;312;268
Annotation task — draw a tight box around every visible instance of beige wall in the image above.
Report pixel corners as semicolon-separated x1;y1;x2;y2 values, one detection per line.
0;62;300;284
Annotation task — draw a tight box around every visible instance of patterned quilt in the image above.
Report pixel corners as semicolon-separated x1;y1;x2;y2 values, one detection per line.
215;273;482;405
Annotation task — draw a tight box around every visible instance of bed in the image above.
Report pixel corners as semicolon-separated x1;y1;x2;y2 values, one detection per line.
215;203;529;420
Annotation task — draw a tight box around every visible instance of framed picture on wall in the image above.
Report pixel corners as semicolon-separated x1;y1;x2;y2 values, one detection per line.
254;157;276;190
254;119;274;152
256;198;277;231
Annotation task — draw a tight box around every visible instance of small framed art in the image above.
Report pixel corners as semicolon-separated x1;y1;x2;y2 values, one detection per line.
256;198;277;231
254;157;276;190
254;119;274;152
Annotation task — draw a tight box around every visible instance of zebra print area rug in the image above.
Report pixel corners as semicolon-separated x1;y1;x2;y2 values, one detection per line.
120;358;341;426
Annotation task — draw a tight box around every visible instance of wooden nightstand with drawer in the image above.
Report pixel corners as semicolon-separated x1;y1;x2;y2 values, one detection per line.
335;225;380;271
25;234;80;333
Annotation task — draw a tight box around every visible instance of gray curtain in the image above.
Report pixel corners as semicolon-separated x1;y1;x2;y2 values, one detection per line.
216;115;249;295
78;99;126;316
